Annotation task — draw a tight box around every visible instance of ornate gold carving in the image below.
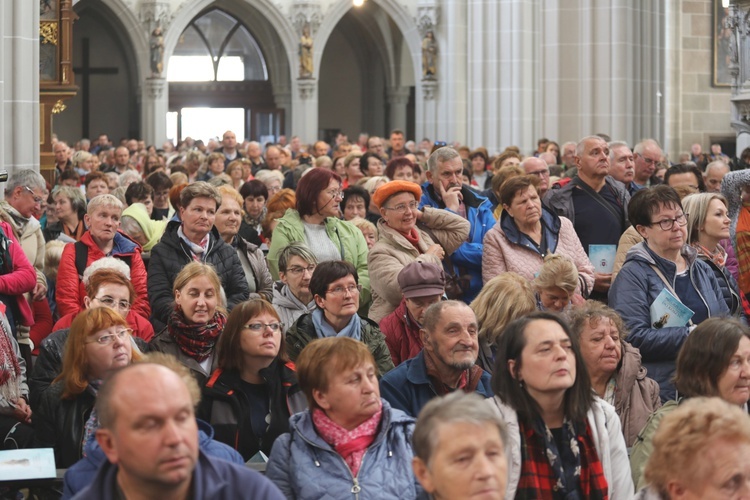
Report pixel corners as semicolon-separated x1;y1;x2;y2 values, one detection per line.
40;22;58;45
51;100;66;114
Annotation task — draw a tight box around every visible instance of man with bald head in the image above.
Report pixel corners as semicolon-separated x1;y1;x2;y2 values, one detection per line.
705;160;730;193
215;130;244;167
632;139;663;189
76;363;283;499
544;136;630;300
522;157;551;198
265;145;283;171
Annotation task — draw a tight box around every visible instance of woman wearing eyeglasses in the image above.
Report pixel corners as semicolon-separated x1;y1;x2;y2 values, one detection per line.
367;180;469;323
33;307;140;467
267;168;372;310
149;261;227;386
610;186;730;402
199;299;306;461
286;261;395;375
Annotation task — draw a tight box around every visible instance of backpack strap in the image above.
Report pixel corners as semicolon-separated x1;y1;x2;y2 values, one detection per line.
74;241;88;281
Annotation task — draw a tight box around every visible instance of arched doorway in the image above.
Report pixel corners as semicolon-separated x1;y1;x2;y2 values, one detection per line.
167;8;282;143
54;0;140;144
318;1;415;142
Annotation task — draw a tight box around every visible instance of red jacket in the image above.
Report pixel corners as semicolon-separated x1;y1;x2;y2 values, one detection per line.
0;221;35;326
379;299;423;366
53;309;154;342
55;231;150;319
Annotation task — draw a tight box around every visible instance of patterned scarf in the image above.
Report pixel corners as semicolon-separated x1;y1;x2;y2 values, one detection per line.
168;307;227;362
516;418;608;500
422;348;484;396
692;242;726;268
81;380;102;457
0;202;28;237
177;225;210;261
63;219;86;241
312;402;382;477
0;310;20;402
243;207;267;230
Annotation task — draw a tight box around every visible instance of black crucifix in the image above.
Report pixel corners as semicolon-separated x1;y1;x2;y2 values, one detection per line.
73;38;118;138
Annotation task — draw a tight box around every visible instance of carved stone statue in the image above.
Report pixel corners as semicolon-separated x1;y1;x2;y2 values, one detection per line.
299;25;313;79
422;30;437;80
150;26;164;77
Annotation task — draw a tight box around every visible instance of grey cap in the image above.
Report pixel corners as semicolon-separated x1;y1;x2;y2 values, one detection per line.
397;262;445;298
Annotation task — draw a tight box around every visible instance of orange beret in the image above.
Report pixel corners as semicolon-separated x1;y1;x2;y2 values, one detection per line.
371;181;423;209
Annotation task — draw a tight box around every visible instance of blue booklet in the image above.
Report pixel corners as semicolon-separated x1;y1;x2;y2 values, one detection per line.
589;244;617;274
650;288;694;329
0;448;56;481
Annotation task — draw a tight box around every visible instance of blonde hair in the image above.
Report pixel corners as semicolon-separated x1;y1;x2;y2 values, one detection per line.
470;273;535;345
644;397;750;496
682;192;729;244
173;261;226;310
44;240;66;280
217;184;243;207
533;254;578;294
349;217;377;238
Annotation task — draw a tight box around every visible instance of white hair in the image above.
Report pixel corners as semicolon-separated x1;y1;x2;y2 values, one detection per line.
82;257;131;284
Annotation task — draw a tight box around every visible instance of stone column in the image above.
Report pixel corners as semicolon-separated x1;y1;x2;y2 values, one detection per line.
294;80;318;144
415;3;440;142
387;87;411;133
1;0;40;177
142;79;167;146
273;84;292;137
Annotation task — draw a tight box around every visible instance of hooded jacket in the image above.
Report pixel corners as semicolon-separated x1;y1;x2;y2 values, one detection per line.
147;220;249;329
482;205;594;294
56;230;150;319
613;343;662;447
266;209;371;306
198;360;307;460
272;281;315;330
266;399;421;500
610;242;729;401
234;235;273;301
419;183;495;303
62;419;244;499
286;313;395;375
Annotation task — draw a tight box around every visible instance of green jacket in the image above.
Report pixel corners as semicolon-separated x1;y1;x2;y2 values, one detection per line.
267;209;371;306
285;312;395;376
629;399;679;490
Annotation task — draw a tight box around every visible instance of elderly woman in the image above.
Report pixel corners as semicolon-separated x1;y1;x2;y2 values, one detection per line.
470;272;536;373
43;186;87;242
483;175;595;296
385;157;416;182
33;307;140;467
286;261;394;375
214;186;273;301
568;301;661;448
149;262;227;385
199;299;306;461
0;310;33;449
266;336;420;499
226;159;246;191
363;176;389;224
682;192;745;318
199;152;226;182
533;254;580;313
71;151;95;179
56;194;149;319
341;185;369;221
490;312;634;498
636;398;750;499
610;186;730;402
147;181;248;329
273;243;318;328
267;168;371;305
254;169;284;199
630;317;750;489
239;179;268;235
367;180;470;323
120;202;168;255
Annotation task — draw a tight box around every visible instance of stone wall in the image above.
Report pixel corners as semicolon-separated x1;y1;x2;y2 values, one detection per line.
668;0;734;159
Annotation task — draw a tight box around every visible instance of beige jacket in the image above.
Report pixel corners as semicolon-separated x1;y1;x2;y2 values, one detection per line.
612;225;642;281
367;207;470;323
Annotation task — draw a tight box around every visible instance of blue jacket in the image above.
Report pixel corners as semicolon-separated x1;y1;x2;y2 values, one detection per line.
72;450;282;500
610;242;730;402
419;183;495;303
379;351;493;417
63;419;244;499
266;399;422;499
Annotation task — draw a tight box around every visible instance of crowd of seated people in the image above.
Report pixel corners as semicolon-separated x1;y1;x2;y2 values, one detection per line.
2;131;748;497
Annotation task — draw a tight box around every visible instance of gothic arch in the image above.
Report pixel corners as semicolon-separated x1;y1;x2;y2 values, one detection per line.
93;0;149;81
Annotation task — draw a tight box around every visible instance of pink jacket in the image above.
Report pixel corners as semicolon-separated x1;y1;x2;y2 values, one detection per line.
482;211;595;295
0;221;36;326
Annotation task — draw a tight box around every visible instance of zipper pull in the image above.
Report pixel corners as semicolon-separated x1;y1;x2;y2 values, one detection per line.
314;459;320;467
351;478;361;494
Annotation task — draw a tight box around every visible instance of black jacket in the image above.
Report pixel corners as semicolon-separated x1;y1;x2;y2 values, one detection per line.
32;381;95;468
198;360;306;460
147;221;249;329
28;328;148;409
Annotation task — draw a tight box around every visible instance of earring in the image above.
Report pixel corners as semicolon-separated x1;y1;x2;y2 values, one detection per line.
518;380;525;389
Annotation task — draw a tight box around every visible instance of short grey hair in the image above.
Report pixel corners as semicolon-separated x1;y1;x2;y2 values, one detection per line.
82;256;131;284
413;392;508;465
179;181;221;209
254;169;284;185
633;138;662;157
575;136;607;157
706;160;730;174
422;300;472;334
427;146;460;174
118;170;142;188
608;141;630;161
5;169;46;195
52;185;87;217
87;194;123;215
278;242;318;273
